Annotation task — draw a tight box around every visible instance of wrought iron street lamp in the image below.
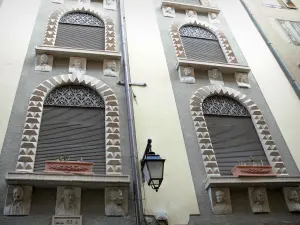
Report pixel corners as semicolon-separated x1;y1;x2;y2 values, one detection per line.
141;139;166;192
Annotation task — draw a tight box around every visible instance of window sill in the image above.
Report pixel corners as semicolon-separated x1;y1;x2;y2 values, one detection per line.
205;176;300;190
177;59;251;74
162;0;220;14
6;172;130;189
35;45;122;61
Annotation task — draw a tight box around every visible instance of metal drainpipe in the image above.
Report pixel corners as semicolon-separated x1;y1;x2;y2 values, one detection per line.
240;0;300;99
119;0;145;225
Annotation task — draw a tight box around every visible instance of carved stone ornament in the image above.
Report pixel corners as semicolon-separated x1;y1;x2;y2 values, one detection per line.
283;187;300;212
186;10;197;21
248;187;270;213
103;0;116;11
208;69;224;85
200;0;211;6
209;188;232;215
55;187;81;216
69;57;86;76
162;6;175;18
103;60;119;77
209;13;220;24
35;54;53;72
105;187;128;216
178;66;195;84
52;215;82;225
235;72;251;88
4;186;32;216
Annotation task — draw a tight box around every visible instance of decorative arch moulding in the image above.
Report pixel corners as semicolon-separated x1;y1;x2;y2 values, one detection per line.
170;20;238;64
16;74;122;176
189;84;288;176
40;4;118;58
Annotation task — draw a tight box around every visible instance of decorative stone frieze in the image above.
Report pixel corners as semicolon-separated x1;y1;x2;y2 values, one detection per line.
69;57;86;76
186;10;197;21
103;60;119;77
162;6;175;18
43;6;116;52
170;20;238;63
283;187;300;212
55;186;81;216
16;74;122;175
4;186;32;216
248;187;270;213
209;188;232;215
35;54;53;72
190;85;288;176
208;69;223;85
103;0;116;11
178;66;195;84
105;187;128;216
235;72;251;88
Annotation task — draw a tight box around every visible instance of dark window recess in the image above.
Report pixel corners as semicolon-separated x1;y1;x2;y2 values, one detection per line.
179;25;227;63
55;13;105;50
203;96;268;176
34;86;106;174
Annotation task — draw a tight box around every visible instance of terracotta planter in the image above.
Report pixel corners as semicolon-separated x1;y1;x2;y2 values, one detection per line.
232;165;277;177
45;161;94;174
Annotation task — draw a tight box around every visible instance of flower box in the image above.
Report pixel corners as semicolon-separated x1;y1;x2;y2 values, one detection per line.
45;161;94;175
232;165;277;177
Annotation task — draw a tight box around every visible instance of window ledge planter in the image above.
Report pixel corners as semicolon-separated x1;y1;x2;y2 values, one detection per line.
45;161;94;175
35;45;121;61
232;165;277;177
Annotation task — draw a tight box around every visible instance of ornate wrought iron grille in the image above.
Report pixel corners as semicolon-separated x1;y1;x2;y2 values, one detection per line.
59;12;104;27
44;85;105;108
202;95;250;117
179;25;217;40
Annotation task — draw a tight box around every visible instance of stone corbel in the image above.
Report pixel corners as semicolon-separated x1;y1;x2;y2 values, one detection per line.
235;72;251;88
248;187;270;213
105;187;128;216
208;69;223;85
178;66;196;84
4;185;32;216
209;188;232;215
283;187;300;212
35;54;53;72
103;59;120;77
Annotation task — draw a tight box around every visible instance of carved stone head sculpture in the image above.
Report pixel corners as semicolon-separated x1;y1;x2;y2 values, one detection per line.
208;69;224;85
235;72;251;88
35;54;53;72
283;187;300;212
55;187;81;216
105;188;126;216
103;60;118;77
162;6;175;18
179;66;195;84
4;186;32;216
248;187;270;213
209;188;232;215
69;57;86;76
104;0;116;10
40;54;48;65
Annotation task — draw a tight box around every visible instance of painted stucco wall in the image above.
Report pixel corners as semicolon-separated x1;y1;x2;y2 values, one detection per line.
123;0;200;224
0;0;135;224
0;0;42;153
218;0;300;172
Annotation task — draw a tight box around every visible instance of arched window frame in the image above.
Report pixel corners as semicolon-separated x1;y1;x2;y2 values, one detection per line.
170;20;238;64
43;6;116;52
16;74;122;175
190;85;288;176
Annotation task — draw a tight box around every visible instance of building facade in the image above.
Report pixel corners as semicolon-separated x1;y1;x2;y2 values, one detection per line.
0;0;300;225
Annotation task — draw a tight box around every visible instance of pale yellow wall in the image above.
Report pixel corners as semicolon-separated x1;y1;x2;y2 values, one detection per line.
123;0;200;224
218;0;300;171
0;0;41;153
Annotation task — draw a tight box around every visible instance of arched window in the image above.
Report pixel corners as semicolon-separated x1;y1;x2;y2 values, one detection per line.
179;25;227;63
55;12;105;50
203;95;269;175
34;85;106;174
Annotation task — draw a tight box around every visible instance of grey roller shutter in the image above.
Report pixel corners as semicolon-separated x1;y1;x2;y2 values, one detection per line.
205;115;269;176
55;24;105;50
179;25;227;63
34;106;106;174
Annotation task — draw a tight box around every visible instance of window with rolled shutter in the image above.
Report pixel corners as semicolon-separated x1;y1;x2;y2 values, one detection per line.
179;25;227;63
55;12;105;50
34;85;106;174
203;95;269;175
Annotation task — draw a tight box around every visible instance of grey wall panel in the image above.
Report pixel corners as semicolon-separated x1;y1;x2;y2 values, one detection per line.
55;24;105;50
181;37;227;63
34;106;106;174
205;115;269;175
